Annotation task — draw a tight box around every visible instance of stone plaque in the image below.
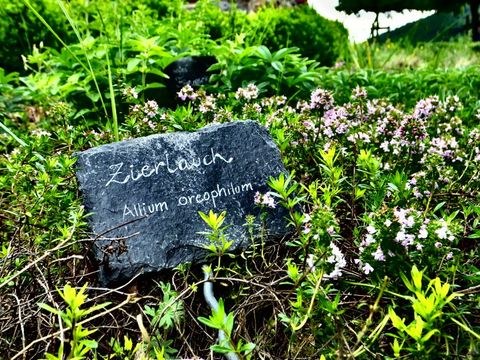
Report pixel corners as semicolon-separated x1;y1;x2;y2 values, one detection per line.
75;120;288;285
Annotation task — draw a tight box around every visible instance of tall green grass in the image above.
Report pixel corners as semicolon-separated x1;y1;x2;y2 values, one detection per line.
23;0;118;141
347;35;480;70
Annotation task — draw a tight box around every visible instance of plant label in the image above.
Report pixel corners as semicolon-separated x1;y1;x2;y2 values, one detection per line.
75;121;288;285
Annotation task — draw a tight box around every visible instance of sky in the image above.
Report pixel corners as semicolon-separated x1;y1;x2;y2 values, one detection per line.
309;0;435;43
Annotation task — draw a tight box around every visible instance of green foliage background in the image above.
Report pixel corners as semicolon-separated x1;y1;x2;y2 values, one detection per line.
0;0;479;359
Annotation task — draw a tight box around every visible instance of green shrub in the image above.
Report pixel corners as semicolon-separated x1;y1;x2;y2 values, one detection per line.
0;0;170;73
0;0;72;72
1;83;479;358
315;66;480;123
247;5;349;66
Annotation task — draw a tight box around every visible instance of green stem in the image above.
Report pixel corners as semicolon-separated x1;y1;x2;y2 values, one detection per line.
106;49;119;142
0;121;27;147
96;6;119;141
423;190;434;219
23;0;108;117
55;0;108;117
351;276;388;356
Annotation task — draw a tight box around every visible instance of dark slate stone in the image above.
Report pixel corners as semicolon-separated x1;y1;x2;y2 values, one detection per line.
75;121;289;285
165;56;215;90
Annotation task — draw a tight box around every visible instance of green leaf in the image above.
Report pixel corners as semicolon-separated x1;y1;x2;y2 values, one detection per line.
421;329;439;342
198;316;219;330
81;339;99;349
391;338;402;358
38;303;61;316
45;354;60;360
211;345;235;354
411;265;423;291
81;301;111;316
142;82;166;90
272;47;293;61
126;58;141;72
433;202;446;213
124;336;133;351
467;231;480;239
147;68;169;78
271;61;284;72
388;307;405;331
240;342;256;354
225;313;235;337
254;46;272;62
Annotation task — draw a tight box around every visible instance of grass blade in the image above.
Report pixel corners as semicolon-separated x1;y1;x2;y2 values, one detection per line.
22;0;108;118
54;0;108;118
105;47;118;142
0;120;27;147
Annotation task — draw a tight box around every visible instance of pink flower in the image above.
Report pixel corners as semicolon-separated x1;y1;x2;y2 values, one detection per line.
373;246;385;261
362;234;376;247
403;216;415;228
235;83;259;100
254;191;261;205
362;263;374;275
144;100;159;118
303;223;311;234
123;86;138;99
327;226;335;235
366;225;377;234
177;84;197;101
310;88;334;111
435;226;449;239
352;85;367;99
418;226;428;239
395;231;406;243
261;192;276;209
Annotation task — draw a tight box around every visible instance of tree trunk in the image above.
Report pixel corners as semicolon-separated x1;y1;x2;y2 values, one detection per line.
471;0;480;41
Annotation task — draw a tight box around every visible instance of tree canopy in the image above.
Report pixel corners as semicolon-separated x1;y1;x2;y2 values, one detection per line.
336;0;479;41
336;0;461;14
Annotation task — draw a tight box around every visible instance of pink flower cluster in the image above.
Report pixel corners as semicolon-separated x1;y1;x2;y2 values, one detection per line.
199;96;216;113
324;242;347;279
254;191;276;208
309;88;334;111
235;83;259;101
122;86;138;99
130;100;160;130
177;84;197;101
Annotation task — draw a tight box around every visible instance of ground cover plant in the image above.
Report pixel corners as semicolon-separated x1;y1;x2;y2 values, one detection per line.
1;0;479;359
